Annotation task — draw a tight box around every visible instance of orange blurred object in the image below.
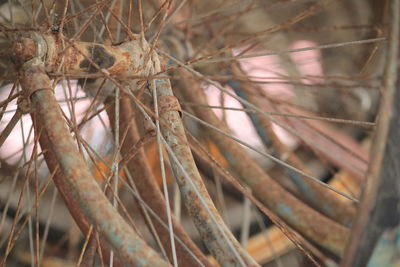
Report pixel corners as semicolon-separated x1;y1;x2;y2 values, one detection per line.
91;138;228;188
91;155;127;187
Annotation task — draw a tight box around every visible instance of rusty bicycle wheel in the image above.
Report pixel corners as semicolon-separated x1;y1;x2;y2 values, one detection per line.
0;0;398;266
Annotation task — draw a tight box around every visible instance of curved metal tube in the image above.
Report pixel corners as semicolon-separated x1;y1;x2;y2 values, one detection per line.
19;62;170;266
105;95;212;266
227;69;356;227
177;69;349;256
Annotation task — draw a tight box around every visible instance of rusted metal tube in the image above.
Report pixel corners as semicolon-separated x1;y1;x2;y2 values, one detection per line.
32;115;120;266
228;65;356;227
12;33;150;78
19;62;170;266
177;69;349;257
105;94;212;267
151;78;259;265
16;31;259;265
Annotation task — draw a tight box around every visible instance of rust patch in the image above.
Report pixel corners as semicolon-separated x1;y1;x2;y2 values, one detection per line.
121;51;131;59
12;37;36;65
159;95;182;117
107;51;132;75
108;61;127;76
21;65;54;99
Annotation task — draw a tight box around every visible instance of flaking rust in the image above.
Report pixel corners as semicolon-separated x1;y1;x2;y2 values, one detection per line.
12;33;171;266
12;31;259;266
11;32;150;78
12;37;36;65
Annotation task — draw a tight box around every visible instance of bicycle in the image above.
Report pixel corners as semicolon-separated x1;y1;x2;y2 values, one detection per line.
0;0;398;266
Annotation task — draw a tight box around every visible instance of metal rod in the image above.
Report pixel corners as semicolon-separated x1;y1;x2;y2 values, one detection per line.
177;69;349;256
19;62;170;266
105;94;211;266
228;65;356;226
152;75;258;266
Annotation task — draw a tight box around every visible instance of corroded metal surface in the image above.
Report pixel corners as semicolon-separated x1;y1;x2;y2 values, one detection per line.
158;95;182;117
12;33;149;78
229;65;356;227
18;62;169;266
12;33;257;266
32;115;121;266
105;95;212;267
10;29;354;265
145;65;258;265
155;77;258;266
12;31;258;266
177;69;350;257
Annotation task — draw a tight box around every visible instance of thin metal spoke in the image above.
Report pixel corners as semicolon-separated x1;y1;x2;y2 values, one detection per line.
183;110;359;203
193;38;386;65
75;132;204;266
159;51;367;177
38;188;58;265
183;103;375;128
129;84;253;266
